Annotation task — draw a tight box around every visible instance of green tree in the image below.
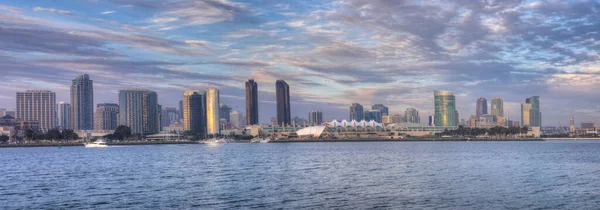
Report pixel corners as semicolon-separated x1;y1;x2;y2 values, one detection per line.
47;129;63;141
0;135;9;144
114;125;132;140
24;129;35;141
61;129;78;140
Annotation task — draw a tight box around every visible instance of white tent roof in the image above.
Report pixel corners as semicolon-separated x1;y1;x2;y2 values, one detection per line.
296;126;326;137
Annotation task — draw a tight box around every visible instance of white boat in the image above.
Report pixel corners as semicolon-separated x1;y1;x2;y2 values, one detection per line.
260;138;271;143
85;140;108;148
204;138;226;144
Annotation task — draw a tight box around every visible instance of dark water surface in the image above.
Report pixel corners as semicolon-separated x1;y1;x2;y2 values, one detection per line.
1;141;600;209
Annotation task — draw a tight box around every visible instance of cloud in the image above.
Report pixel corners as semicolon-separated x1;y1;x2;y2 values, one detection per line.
101;11;117;15
147;0;251;30
33;7;73;16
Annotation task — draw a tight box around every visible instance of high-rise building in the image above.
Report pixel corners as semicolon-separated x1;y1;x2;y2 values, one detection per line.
434;90;457;127
206;88;220;135
16;90;56;132
229;111;244;129
293;116;308;126
57;102;72;130
276;80;291;126
364;110;382;123
161;107;178;127
391;114;404;123
219;103;232;122
428;115;435;126
526;96;542;127
404;108;420;124
382;115;392;124
70;74;94;131
178;100;183;121
371;104;389;116
569;117;575;133
491;98;504;117
245;78;259;125
118;89;159;135
308;110;323;126
95;103;118;131
521;103;532;126
476;97;487;119
349;103;364;121
183;90;206;136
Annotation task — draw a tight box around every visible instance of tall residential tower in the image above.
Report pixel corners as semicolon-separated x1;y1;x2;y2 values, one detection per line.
118;89;159;135
206;88;220;135
16;90;56;132
434;90;457;127
245;79;259;125
70;74;94;131
276;80;291;126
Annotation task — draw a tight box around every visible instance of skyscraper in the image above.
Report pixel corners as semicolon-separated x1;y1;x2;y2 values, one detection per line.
178;100;183;122
118;89;159;135
308;110;323;126
16;90;56;132
476;97;487;119
245;78;259;125
57;102;72;130
161;107;178;127
526;96;542;127
434;90;457;127
219;103;232;122
230;111;244;129
70;74;94;131
276;80;291;126
490;98;504;117
349;103;364;121
364;110;382;123
371;104;389;116
206;88;220;135
183;90;206;136
428;115;435;126
95;103;118;131
521;103;532;126
404;108;420;124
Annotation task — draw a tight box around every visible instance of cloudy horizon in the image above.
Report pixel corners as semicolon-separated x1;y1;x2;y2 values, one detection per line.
1;0;599;125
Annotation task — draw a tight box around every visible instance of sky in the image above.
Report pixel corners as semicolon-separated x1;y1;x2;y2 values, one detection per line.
0;0;599;126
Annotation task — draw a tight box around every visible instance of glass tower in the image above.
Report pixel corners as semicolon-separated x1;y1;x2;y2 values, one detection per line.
434;90;457;127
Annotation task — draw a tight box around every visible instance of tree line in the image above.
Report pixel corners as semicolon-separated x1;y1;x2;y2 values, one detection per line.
439;126;530;137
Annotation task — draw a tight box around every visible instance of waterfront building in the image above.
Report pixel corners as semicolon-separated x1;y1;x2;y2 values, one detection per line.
309;110;323;126
428;115;434;126
404;108;420;124
491;98;504;117
382;115;392;124
118;89;159;135
581;122;595;130
95;103;118;131
178;100;183;121
70;74;94;131
521;103;532;126
476;97;487;119
276;80;291;126
434;91;457;127
219;103;232;122
349;103;364;121
245;79;259;125
183;90;206;136
206;88;220;135
371;104;389;116
364;110;382;123
270;117;277;126
230;111;244;129
161;107;178;127
57;102;72;130
521;96;542;127
16;90;56;133
293;116;308;126
526;96;542;127
391;114;404;123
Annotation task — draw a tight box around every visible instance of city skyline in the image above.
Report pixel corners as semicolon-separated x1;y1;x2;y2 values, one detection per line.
0;1;599;125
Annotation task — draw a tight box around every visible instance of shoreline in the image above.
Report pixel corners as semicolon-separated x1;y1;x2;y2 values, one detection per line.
0;138;550;148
